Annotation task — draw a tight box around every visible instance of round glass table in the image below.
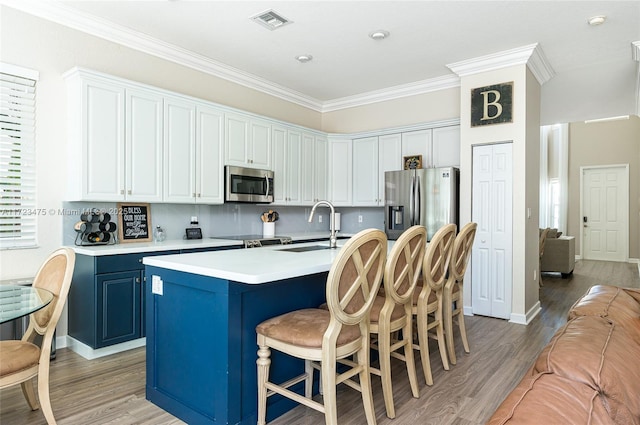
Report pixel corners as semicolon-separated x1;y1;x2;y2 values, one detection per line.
0;284;54;324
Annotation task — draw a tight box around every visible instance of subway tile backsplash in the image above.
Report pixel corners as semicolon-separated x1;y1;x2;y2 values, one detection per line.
63;202;383;245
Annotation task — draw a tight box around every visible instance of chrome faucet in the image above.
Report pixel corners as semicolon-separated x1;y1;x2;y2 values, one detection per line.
308;200;337;248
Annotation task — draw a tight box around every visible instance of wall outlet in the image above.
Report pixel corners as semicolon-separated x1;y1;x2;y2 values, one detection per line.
319;215;323;223
358;215;363;223
152;275;163;295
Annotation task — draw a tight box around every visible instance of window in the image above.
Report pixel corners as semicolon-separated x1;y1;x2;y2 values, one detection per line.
0;63;39;249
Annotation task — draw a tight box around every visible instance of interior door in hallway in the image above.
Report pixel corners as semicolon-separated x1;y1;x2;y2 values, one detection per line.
581;165;629;262
471;143;513;319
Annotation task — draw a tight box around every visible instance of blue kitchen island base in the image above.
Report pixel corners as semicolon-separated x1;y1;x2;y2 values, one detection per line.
145;266;328;424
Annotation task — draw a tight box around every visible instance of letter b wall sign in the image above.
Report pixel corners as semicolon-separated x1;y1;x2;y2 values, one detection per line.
470;82;513;127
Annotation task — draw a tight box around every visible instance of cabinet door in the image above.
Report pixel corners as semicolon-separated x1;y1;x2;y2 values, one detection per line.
402;129;432;168
432;125;460;168
195;105;224;204
126;88;163;202
82;79;126;201
379;134;402;205
224;112;250;167
96;271;142;348
328;138;352;206
286;130;302;204
300;132;315;205
163;97;196;202
249;118;272;169
314;136;328;203
352;136;379;206
271;125;287;204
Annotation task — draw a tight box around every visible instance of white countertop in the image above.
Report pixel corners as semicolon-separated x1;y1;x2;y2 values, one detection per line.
69;232;349;256
143;239;347;284
143;239;395;285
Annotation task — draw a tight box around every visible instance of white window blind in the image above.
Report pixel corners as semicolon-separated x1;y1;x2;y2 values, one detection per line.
0;63;39;249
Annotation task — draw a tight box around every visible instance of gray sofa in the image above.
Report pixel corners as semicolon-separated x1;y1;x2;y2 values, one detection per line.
541;229;575;277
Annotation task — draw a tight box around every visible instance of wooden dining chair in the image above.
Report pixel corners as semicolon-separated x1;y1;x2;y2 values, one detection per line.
369;225;425;418
256;229;386;425
412;223;456;386
0;247;75;425
443;222;477;365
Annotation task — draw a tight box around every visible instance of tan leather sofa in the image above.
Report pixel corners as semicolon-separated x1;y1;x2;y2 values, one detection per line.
488;285;640;425
540;229;575;277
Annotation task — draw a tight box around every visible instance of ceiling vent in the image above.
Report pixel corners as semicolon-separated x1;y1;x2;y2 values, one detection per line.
251;9;292;31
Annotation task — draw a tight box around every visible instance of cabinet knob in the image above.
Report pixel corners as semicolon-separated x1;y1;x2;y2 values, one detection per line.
128;190;132;195
120;189;125;195
138;259;142;263
135;277;140;283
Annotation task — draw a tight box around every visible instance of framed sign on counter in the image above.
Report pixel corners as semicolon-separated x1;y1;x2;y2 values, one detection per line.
117;203;152;243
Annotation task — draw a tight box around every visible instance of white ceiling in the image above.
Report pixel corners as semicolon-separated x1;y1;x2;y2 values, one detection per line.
9;1;640;125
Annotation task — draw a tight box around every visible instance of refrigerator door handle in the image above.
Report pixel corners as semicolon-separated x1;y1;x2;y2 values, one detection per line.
409;175;415;225
415;175;421;226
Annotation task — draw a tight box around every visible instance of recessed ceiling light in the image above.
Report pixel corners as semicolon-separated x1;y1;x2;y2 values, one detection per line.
369;30;390;40
587;15;606;26
251;9;292;31
295;55;313;63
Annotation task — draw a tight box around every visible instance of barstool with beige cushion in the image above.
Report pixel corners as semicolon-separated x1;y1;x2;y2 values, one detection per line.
443;222;477;365
0;248;75;425
369;225;425;418
256;229;387;425
412;223;456;386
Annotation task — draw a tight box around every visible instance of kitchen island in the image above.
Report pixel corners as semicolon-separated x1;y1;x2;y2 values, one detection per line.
142;239;350;425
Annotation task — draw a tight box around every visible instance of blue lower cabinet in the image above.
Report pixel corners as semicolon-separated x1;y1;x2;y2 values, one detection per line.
69;251;179;349
144;266;327;425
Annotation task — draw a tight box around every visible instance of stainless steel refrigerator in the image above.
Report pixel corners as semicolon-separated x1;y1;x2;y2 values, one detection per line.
385;167;459;241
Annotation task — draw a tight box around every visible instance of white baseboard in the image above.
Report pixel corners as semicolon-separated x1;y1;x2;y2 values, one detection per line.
510;301;541;325
66;336;146;360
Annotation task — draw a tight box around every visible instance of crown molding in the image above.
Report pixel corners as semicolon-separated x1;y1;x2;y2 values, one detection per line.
1;0;324;111
446;43;554;85
321;75;460;113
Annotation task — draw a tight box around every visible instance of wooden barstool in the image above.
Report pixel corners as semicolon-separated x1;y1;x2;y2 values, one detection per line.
369;225;425;418
412;223;456;386
443;222;477;365
256;229;386;425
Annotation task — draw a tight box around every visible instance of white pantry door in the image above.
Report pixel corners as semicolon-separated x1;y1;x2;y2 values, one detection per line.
472;143;513;320
581;165;629;262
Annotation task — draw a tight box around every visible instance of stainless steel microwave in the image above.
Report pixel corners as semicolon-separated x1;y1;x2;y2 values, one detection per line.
224;166;274;203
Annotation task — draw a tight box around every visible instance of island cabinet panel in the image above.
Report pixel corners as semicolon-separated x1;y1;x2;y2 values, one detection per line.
144;266;328;425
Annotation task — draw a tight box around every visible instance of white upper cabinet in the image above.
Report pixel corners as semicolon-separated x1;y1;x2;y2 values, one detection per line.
328;138;352;206
271;125;288;204
163;99;224;204
271;125;302;205
126;88;163;202
66;70;163;202
163;96;196;203
352;136;379;206
300;132;315;204
225;112;271;169
401;129;432;167
194;104;224;204
401;126;460;169
352;134;401;206
313;135;328;203
432;126;461;167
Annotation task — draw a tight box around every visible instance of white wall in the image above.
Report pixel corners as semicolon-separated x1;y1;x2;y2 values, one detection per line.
459;65;541;323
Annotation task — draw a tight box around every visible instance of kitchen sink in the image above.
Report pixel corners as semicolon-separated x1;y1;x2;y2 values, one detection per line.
279;245;334;253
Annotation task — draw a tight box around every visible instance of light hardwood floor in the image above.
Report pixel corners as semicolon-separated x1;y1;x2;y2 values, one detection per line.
1;260;638;425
